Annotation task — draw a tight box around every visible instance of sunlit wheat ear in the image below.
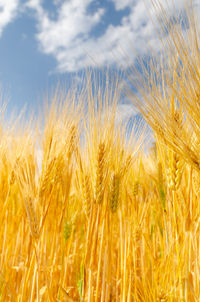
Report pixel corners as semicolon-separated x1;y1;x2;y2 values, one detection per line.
109;172;120;213
120;154;132;176
8;170;15;186
95;142;105;204
165;109;184;190
67;124;77;161
158;162;163;185
82;174;92;218
192;169;200;196
133;181;139;196
157;288;168;302
157;162;166;209
64;221;72;241
39;157;56;197
8;158;20;186
167;150;183;191
24;197;39;239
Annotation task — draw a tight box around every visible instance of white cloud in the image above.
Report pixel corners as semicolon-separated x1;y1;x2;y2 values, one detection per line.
0;0;19;36
110;0;135;11
111;0;197;13
26;0;200;73
26;0;106;71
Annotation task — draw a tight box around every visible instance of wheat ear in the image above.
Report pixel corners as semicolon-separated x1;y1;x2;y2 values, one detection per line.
82;173;92;218
168;150;183;191
95;142;105;204
192;169;200;196
24;197;39;239
109;172;120;213
67;124;76;161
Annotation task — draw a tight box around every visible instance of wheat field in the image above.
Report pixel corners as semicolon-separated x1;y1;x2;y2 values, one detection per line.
0;1;200;301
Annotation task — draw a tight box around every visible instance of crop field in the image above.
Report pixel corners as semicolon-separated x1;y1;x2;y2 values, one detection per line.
0;1;200;301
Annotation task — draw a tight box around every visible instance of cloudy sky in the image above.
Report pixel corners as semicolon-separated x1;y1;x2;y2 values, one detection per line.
0;0;199;117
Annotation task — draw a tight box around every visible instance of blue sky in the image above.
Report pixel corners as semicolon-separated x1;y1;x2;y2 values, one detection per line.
0;0;199;119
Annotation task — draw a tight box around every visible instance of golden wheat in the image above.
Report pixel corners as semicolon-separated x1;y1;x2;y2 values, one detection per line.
0;1;199;301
